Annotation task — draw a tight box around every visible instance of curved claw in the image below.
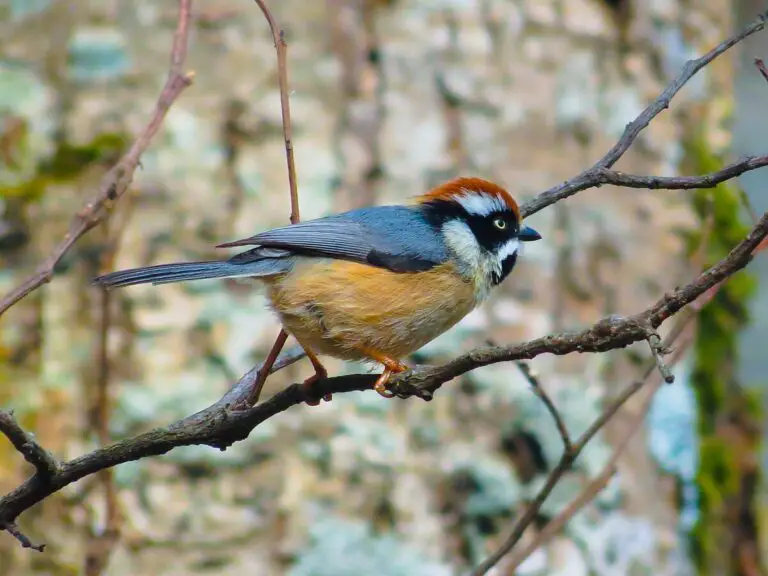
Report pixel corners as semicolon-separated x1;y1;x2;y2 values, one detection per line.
374;369;397;398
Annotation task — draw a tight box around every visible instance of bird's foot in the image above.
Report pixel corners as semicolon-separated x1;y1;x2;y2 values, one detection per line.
302;365;331;406
373;358;408;398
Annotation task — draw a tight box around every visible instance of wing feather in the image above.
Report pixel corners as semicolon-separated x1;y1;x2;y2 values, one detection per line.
218;206;448;272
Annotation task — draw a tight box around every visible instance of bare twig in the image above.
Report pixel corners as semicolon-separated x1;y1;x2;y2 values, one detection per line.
756;57;768;84
0;412;59;480
647;333;675;384
252;0;299;225
515;362;573;454
1;521;45;552
506;331;696;571
471;316;698;575
0;0;194;318
520;10;768;218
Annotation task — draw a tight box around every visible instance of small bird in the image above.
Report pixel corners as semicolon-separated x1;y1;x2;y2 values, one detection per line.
93;177;541;401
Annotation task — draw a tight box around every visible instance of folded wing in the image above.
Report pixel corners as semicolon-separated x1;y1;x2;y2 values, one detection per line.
219;206;449;272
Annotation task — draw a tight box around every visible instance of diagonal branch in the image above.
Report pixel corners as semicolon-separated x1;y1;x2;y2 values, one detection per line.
515;362;573;455
588;156;768;192
756;58;768;84
505;331;695;571
471;313;697;575
0;412;59;480
0;521;45;552
0;0;195;318
520;10;768;218
0;211;765;545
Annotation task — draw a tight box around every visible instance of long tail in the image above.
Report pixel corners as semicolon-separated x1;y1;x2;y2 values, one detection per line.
92;259;288;289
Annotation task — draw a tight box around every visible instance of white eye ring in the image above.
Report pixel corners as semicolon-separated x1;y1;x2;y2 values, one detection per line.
493;217;507;230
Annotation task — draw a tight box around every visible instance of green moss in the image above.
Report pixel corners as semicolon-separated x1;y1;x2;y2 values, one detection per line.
682;131;761;573
0;131;127;201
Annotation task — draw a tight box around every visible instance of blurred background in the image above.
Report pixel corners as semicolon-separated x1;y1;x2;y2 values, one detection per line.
1;0;767;574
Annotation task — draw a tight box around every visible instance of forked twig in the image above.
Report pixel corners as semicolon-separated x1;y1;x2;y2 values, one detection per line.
471;316;697;575
0;0;195;318
0;411;59;480
506;331;696;571
520;11;768;218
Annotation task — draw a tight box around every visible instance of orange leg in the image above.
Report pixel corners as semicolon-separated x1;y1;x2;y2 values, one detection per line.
362;348;408;398
301;345;331;406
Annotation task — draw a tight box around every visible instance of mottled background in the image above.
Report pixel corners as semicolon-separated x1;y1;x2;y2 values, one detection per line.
0;0;766;574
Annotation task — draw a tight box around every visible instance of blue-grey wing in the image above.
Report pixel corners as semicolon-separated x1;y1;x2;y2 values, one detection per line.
220;206;449;272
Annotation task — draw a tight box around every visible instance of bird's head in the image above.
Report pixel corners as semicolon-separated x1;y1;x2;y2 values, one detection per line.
417;177;541;294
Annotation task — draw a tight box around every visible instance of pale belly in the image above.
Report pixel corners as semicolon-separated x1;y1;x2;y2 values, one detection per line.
263;258;479;362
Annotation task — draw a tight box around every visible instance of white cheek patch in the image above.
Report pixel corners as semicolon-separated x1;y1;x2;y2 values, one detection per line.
455;190;507;216
496;238;520;263
442;219;482;268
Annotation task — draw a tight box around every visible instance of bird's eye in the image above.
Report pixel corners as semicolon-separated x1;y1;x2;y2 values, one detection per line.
493;218;507;230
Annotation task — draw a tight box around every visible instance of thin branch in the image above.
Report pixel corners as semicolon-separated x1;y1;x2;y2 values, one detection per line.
520;10;768;218
0;412;59;480
756;57;768;84
1;212;765;542
590;156;768;192
247;0;302;406
0;521;45;552
506;332;696;571
468;377;642;576
515;362;573;454
506;381;657;571
647;333;675;384
471;317;698;575
84;204;129;576
252;0;300;225
0;0;194;318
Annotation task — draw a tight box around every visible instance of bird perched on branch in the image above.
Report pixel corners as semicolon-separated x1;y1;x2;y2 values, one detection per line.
93;177;541;401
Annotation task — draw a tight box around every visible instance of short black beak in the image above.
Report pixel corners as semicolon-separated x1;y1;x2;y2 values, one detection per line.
518;225;542;242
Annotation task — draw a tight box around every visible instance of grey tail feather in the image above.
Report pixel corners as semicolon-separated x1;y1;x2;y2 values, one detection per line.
91;260;287;289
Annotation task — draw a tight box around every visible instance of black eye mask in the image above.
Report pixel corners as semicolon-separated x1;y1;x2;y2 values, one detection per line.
420;199;519;252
